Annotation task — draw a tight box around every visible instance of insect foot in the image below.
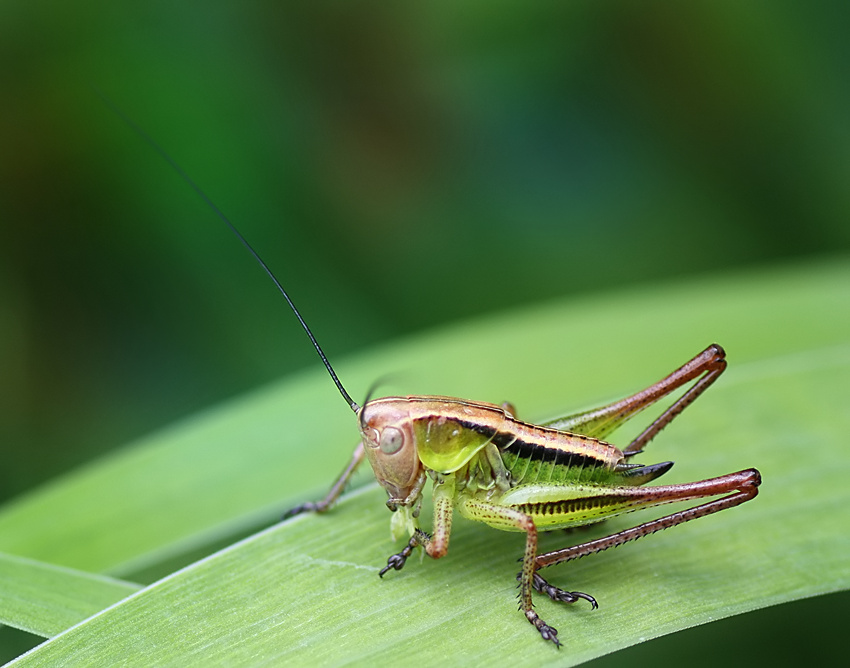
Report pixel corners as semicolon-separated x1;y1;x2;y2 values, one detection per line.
378;551;409;577
379;529;432;577
378;538;418;578
525;609;560;648
281;499;336;519
531;573;598;609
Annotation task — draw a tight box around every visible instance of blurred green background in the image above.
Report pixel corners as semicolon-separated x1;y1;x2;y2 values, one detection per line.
1;0;848;663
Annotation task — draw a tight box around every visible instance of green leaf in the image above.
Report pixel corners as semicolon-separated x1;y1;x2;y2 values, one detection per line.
0;553;141;638
2;258;849;665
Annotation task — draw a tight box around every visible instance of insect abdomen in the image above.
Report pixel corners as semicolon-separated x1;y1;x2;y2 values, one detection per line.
493;420;623;487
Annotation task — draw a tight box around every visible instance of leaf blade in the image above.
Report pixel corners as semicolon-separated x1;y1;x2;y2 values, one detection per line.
2;259;849;665
0;553;141;638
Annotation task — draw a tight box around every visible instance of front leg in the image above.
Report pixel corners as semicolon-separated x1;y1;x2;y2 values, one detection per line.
379;473;456;575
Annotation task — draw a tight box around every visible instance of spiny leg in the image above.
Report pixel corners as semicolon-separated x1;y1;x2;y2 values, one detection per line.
542;344;727;455
622;345;727;456
533;468;761;593
283;443;365;518
458;497;560;647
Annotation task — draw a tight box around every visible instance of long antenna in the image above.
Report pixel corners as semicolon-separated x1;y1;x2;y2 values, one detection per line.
97;90;360;413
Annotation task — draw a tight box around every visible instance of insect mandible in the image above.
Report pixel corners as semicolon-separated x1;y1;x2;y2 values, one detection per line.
112;97;761;647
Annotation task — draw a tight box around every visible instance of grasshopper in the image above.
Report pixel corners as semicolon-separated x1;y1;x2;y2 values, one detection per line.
110;96;761;647
285;344;761;646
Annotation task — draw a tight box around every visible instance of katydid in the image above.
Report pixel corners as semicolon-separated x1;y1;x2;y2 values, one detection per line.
109;97;761;648
286;344;761;647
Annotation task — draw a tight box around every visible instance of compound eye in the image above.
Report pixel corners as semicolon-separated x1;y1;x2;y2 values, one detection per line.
379;426;405;454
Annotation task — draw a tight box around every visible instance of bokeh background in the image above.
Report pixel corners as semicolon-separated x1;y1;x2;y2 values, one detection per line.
1;1;848;663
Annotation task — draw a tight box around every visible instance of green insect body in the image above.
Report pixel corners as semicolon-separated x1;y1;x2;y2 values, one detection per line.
112;101;761;648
